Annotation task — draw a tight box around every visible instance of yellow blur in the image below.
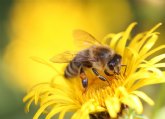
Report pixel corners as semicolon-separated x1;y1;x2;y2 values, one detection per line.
3;1;132;90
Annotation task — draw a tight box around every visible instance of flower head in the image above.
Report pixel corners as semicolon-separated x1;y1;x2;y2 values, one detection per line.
23;23;165;119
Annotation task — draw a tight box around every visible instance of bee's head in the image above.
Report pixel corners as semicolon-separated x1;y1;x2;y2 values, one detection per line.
108;54;122;74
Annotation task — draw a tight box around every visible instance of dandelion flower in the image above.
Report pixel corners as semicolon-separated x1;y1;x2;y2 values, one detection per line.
23;23;165;119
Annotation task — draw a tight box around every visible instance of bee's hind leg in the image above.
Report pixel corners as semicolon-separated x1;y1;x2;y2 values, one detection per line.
80;67;88;89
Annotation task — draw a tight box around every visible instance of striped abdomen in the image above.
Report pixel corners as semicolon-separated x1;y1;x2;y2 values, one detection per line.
64;49;92;78
64;60;81;78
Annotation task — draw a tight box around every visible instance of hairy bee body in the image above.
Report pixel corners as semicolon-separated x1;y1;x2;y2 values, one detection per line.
51;30;123;88
64;45;120;79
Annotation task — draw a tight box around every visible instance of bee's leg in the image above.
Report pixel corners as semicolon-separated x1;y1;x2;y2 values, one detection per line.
80;67;88;89
104;69;113;76
92;68;106;81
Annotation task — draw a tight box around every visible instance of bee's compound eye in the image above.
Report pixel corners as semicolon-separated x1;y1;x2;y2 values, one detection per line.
108;61;115;70
109;65;114;70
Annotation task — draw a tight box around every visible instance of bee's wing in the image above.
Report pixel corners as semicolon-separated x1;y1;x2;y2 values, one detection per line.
50;51;76;63
73;29;102;49
50;51;97;63
74;53;97;62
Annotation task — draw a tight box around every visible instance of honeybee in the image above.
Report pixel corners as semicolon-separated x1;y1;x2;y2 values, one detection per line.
51;30;124;88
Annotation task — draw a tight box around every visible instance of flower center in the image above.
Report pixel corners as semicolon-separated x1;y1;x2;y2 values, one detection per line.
81;74;124;106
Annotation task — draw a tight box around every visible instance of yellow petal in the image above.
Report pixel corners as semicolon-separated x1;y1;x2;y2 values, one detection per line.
109;32;123;50
116;22;137;55
71;110;79;119
55;105;78;119
149;54;165;64
154;63;165;68
129;32;145;49
106;96;120;113
137;45;165;64
148;23;162;34
132;91;154;106
145;67;163;76
34;87;42;105
101;33;116;45
25;98;34;113
116;86;129;97
124;71;152;88
139;34;158;55
23;90;35;102
112;97;120;113
120;96;134;110
129;94;143;114
33;101;56;119
45;106;65;119
130;77;165;91
59;110;67;119
105;99;117;118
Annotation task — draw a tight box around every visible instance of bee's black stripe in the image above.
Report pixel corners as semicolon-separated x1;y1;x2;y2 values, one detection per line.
70;61;79;74
67;64;77;75
64;61;80;78
64;69;72;78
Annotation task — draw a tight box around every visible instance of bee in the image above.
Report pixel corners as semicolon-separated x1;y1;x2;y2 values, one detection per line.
51;30;124;88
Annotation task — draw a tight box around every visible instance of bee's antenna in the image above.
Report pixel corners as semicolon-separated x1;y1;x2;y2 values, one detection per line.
121;65;127;76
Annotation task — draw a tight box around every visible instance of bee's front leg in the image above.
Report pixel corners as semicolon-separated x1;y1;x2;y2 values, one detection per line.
92;68;107;81
104;69;113;76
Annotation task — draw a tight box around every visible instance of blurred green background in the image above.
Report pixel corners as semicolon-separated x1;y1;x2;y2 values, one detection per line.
0;0;165;119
